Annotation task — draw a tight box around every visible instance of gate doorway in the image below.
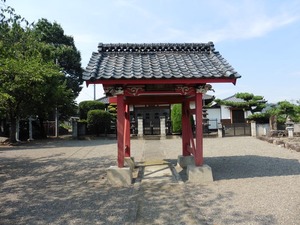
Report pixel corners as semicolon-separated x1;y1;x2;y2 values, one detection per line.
135;106;169;135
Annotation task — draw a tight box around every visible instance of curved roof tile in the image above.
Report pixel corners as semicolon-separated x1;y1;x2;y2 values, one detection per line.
83;42;241;81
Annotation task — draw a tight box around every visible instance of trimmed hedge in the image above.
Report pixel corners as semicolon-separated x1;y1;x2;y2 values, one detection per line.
79;101;105;120
87;110;111;136
171;104;182;133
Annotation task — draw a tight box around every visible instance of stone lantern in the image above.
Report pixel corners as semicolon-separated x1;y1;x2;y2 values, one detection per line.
285;116;294;138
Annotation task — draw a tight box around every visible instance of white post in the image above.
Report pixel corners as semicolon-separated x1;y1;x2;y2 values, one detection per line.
55;108;59;137
28;116;34;141
94;84;96;100
15;117;20;142
160;116;166;137
251;121;257;137
137;117;143;138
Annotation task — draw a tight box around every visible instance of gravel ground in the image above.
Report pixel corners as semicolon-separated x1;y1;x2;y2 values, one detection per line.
0;136;299;224
186;137;300;225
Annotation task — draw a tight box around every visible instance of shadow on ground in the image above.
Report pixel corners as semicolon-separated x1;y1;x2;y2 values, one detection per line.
184;184;277;225
0;154;136;225
1;137;298;224
205;155;300;180
0;137;117;151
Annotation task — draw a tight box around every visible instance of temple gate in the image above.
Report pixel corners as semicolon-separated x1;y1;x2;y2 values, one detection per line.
83;42;241;172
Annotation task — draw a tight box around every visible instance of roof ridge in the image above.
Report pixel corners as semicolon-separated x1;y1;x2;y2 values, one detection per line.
97;42;215;53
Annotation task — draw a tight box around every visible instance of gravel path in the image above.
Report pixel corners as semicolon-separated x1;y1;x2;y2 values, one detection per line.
0;136;299;224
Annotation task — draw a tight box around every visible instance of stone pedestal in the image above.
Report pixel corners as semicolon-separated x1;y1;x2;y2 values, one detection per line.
187;164;213;184
107;166;132;186
286;127;294;138
217;123;224;138
178;155;195;168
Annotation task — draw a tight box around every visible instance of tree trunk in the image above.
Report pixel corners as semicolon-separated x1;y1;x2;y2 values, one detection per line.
269;115;277;130
38;118;47;139
9;117;17;143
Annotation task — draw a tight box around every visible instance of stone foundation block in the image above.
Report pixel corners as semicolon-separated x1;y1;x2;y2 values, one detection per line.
107;166;132;186
177;155;195;168
187;164;213;184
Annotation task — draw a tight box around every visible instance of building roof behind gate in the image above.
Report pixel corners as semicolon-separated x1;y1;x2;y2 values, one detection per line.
83;42;241;81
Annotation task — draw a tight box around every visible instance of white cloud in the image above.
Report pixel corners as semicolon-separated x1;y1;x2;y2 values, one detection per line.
151;1;300;43
205;13;299;42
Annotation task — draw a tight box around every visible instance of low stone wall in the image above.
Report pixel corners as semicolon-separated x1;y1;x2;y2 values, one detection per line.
256;123;270;136
294;123;300;133
257;136;300;152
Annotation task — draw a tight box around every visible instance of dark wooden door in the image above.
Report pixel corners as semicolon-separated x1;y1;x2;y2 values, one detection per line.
232;109;245;123
143;109;160;135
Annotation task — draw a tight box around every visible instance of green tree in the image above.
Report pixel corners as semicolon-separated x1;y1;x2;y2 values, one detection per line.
252;101;300;126
79;101;105;120
171;104;182;133
296;100;300;122
273;101;299;124
87;110;111;136
32;18;83;97
215;92;267;114
0;1;77;141
246;112;270;123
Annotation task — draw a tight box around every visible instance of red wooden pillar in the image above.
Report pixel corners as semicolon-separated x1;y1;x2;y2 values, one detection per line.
124;103;131;157
117;94;125;167
182;100;190;156
195;91;204;166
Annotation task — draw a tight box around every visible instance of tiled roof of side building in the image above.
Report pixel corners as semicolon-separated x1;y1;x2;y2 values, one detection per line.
222;95;245;103
97;96;109;104
83;42;241;81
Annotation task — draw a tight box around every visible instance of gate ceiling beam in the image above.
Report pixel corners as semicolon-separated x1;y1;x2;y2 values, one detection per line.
125;95;186;105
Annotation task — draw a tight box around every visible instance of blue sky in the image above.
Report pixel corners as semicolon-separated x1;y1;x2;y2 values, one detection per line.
7;0;300;104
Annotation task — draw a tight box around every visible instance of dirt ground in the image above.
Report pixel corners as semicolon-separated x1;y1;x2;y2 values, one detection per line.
0;136;299;224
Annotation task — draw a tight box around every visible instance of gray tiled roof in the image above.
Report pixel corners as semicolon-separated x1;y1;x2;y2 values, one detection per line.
222;95;245;103
97;96;109;104
83;42;241;81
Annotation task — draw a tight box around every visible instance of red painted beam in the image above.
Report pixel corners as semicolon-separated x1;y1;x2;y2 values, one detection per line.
117;94;125;167
125;95;186;105
182;101;190;156
124;104;131;157
195;92;204;166
109;97;117;104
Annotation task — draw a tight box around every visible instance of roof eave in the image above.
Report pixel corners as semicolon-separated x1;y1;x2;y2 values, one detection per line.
85;77;239;87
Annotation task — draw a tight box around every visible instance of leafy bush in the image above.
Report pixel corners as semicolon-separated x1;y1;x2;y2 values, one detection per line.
107;103;117;123
215;92;267;114
171;104;182;133
79;101;105;120
247;113;269;124
87;110;111;136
